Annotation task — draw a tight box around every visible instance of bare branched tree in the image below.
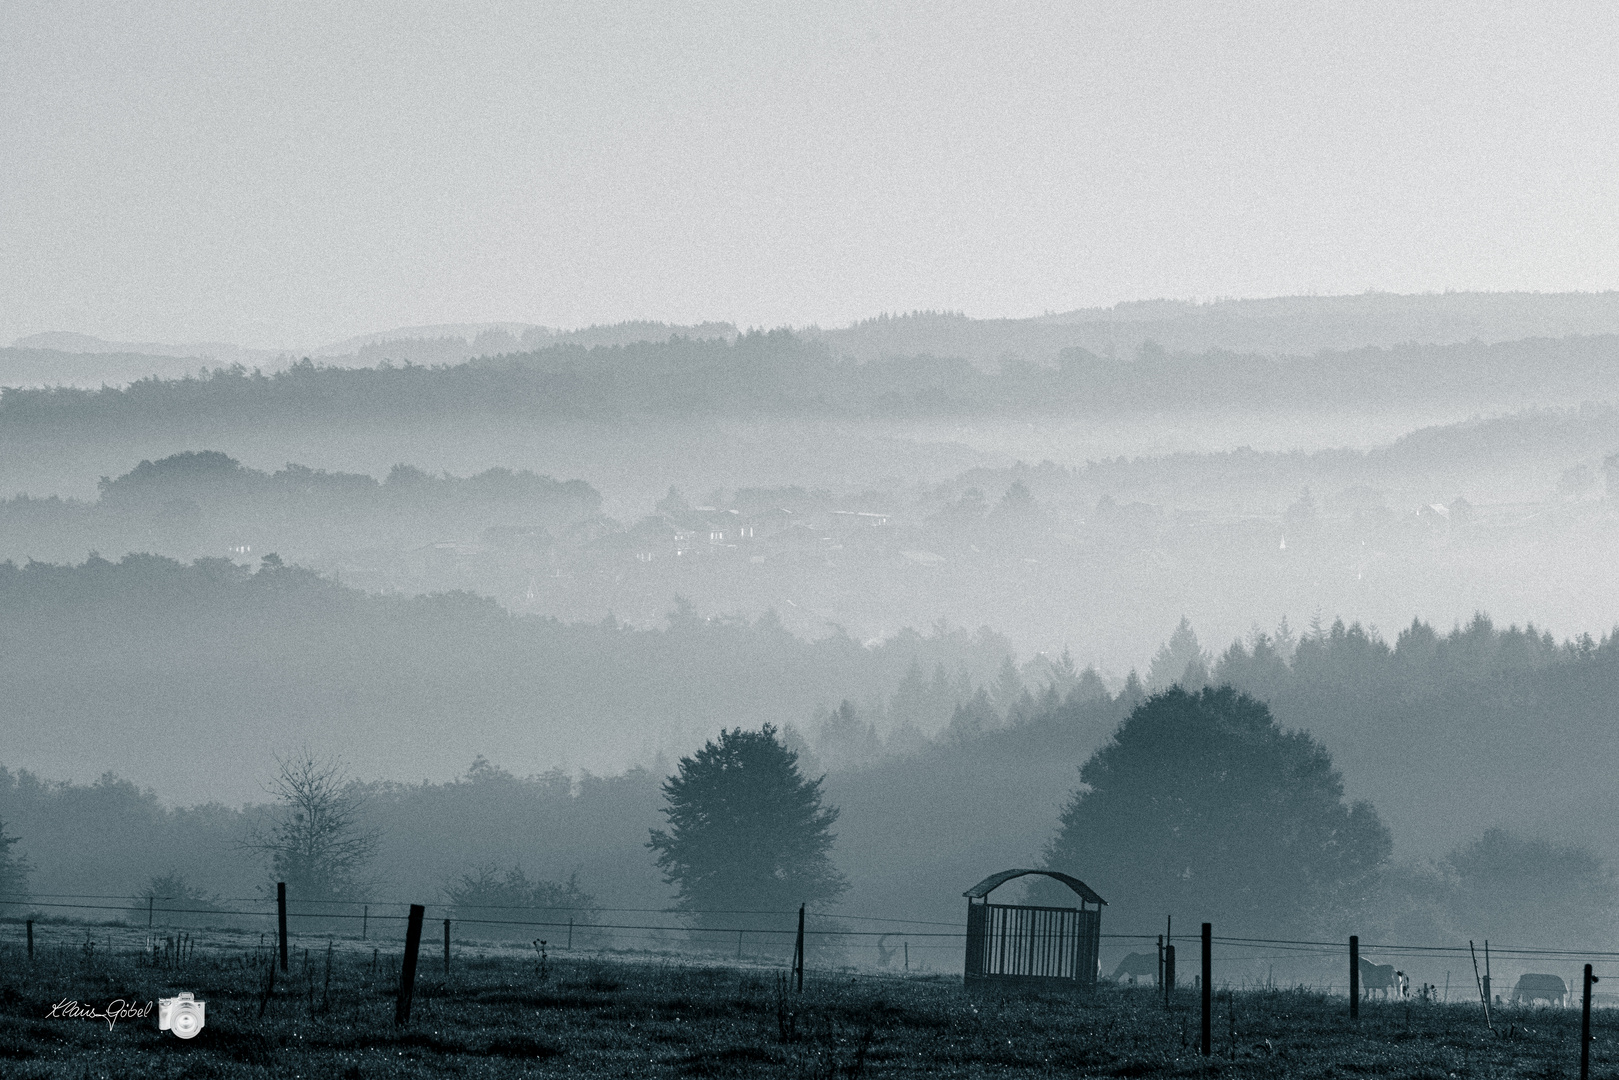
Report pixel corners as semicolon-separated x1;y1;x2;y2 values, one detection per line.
244;750;379;905
0;818;31;913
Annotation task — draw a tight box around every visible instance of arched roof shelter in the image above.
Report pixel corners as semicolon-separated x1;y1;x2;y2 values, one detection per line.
963;869;1105;990
963;869;1107;906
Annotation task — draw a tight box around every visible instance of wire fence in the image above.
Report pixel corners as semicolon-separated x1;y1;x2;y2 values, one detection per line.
6;889;1619;994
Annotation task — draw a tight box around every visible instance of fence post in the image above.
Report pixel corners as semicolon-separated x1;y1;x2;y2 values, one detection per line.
362;905;367;941
443;919;451;975
1469;940;1493;1030
1200;923;1212;1056
1350;936;1360;1019
395;904;425;1025
148;895;154;928
1157;934;1164;989
277;882;289;973
795;904;806;993
1165;944;1176;1005
25;920;32;961
569;918;573;951
1583;963;1598;1080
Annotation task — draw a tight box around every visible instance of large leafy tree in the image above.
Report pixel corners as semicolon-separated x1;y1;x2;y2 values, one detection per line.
1044;686;1390;936
649;725;847;929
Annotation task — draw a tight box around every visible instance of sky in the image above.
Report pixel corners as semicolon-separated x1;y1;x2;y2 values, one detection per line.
4;0;1619;350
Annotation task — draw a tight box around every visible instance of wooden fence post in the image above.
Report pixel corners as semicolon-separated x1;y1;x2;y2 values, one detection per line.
25;920;32;961
443;919;451;975
277;883;289;973
362;905;367;941
794;904;806;993
1201;923;1212;1056
1165;944;1176;1005
1583;963;1598;1080
1469;940;1493;1030
395;904;425;1025
148;895;154;928
1350;936;1360;1019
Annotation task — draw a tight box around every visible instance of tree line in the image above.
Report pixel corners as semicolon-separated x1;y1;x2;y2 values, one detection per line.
3;680;1600;956
7;331;1619;430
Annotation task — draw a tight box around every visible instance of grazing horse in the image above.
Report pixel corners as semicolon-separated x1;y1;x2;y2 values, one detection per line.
1513;974;1568;1006
1111;952;1160;984
1359;958;1397;999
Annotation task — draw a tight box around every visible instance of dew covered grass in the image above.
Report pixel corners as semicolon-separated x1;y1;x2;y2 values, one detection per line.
0;931;1610;1078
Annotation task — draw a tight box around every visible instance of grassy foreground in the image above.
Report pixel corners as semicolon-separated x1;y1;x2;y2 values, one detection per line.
0;931;1608;1078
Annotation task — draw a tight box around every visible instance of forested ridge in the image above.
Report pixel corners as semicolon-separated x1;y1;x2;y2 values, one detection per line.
2;562;1619;939
0;552;1024;805
7;330;1619;429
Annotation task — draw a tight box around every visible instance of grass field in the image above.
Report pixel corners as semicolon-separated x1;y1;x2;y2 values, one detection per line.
0;925;1609;1078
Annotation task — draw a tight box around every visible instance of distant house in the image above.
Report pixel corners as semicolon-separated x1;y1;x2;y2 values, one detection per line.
830;509;891;536
587;515;682;563
745;507;797;539
768;522;828;556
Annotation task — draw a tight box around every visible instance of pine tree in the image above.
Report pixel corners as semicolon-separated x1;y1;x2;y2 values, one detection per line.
649;725;847;930
992;655;1024;714
1147;617;1208;690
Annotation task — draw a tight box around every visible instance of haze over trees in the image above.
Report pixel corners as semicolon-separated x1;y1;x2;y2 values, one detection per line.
1041;687;1392;937
0;818;30;912
445;864;600;942
13;331;1619;435
4;293;1619;975
649;725;847;932
244;751;379;915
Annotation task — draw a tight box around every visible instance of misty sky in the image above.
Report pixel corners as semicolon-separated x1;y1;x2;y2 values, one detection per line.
5;1;1618;349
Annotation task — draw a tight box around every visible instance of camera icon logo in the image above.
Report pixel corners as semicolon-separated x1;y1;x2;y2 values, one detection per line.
157;992;206;1039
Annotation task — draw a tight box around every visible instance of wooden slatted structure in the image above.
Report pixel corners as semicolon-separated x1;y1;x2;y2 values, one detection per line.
963;869;1105;990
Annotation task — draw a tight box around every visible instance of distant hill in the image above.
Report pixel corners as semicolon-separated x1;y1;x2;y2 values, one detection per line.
0;348;264;390
323;321;740;366
27;292;1619;376
7;321;741;379
814;292;1619;366
10;332;284;367
6;329;1619;430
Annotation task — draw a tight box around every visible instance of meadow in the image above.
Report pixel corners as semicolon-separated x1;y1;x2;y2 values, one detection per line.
0;921;1606;1078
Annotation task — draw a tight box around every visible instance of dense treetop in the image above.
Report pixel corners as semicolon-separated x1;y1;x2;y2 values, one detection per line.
1043;686;1392;936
